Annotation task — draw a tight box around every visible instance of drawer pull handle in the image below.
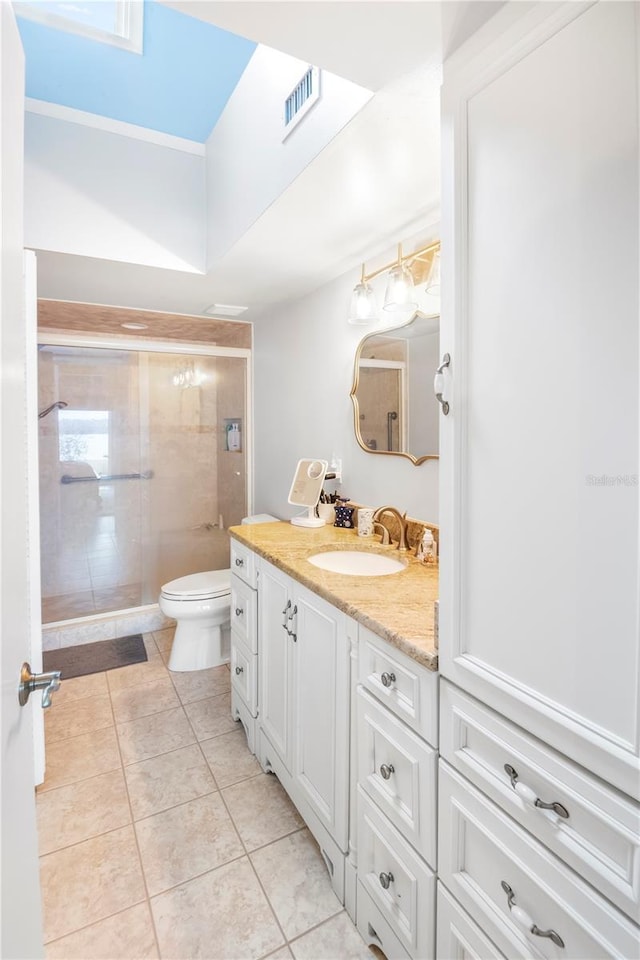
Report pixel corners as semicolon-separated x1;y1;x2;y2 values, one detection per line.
504;764;570;819
379;871;394;890
379;763;395;781
381;671;396;688
282;600;291;626
286;604;298;643
235;666;244;675
501;881;565;948
235;607;243;617
235;558;244;567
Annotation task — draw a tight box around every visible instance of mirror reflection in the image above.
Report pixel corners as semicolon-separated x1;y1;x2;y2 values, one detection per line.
350;312;440;465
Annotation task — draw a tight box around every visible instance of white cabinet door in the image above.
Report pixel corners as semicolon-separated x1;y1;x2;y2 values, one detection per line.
258;560;293;771
439;1;640;798
292;585;350;851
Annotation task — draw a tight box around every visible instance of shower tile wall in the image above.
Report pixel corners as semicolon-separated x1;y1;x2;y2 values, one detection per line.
39;347;247;625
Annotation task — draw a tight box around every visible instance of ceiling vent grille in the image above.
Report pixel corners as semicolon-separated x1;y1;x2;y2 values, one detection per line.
283;66;320;141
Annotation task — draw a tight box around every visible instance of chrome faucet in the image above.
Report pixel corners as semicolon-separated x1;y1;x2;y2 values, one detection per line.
372;506;409;552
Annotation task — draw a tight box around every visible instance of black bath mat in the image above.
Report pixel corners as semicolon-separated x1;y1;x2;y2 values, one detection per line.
43;634;148;679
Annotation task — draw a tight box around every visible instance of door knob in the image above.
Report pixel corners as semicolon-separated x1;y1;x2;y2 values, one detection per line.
18;662;61;709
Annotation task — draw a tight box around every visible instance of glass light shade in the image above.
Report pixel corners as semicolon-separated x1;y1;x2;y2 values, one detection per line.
383;263;418;312
348;281;379;324
425;249;440;294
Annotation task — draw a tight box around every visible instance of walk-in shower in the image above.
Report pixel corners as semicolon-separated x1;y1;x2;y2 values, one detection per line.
38;338;249;625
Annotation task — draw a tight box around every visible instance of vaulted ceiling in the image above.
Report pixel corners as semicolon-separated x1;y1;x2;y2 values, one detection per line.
17;1;478;317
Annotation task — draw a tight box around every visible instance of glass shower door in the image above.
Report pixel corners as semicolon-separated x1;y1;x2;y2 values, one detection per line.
38;344;248;623
140;352;247;598
38;345;145;622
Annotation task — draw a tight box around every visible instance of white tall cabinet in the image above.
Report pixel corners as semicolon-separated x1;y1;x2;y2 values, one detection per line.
440;0;640;802
438;1;640;955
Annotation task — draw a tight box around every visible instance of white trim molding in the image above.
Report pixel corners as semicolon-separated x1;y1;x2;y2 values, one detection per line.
25;98;206;156
14;0;144;54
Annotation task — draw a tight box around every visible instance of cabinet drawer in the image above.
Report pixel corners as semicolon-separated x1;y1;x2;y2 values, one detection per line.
358;625;438;746
230;631;257;715
437;883;506;960
357;787;435;959
357;881;411;960
230;540;257;588
230;576;257;652
440;680;640;919
357;686;437;868
439;762;640;960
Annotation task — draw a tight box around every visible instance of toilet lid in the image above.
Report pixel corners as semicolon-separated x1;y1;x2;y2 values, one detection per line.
161;569;231;600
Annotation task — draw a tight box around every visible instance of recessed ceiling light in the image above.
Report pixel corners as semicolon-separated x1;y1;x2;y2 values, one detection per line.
202;303;248;317
121;322;149;330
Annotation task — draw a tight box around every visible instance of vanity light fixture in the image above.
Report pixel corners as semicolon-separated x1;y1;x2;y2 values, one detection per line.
425;248;440;294
348;239;440;325
348;265;379;324
383;244;418;312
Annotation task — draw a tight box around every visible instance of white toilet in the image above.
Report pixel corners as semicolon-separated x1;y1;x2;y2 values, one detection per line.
159;569;231;672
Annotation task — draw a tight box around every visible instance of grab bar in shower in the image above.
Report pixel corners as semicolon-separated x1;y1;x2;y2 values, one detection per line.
60;470;154;485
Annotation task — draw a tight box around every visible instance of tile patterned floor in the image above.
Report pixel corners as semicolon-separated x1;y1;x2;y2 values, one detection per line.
37;627;378;960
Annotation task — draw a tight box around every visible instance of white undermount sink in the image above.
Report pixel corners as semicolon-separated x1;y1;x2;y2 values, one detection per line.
307;550;406;576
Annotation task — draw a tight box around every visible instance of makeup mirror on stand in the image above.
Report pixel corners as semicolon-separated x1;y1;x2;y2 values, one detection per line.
288;459;329;527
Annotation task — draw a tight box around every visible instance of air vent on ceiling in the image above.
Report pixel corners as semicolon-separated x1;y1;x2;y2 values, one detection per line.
283;66;321;141
203;303;248;318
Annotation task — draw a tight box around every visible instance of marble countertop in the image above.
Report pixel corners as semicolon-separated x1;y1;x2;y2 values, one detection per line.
228;521;439;671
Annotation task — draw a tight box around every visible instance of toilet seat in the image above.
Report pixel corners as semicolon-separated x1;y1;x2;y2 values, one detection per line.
160;569;230;601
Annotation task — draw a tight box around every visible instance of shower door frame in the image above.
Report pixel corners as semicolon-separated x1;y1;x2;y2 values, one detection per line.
37;332;253;619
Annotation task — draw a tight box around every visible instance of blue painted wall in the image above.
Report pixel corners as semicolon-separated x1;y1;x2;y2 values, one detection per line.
16;1;257;142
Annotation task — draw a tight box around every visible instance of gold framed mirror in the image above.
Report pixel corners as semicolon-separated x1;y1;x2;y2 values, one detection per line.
350;311;440;465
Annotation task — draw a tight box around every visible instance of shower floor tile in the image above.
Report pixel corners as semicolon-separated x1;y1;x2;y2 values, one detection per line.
42;590;99;623
38;635;376;959
42;583;145;624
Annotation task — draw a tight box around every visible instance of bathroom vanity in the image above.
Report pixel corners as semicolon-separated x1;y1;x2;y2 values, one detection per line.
228;514;640;960
229;520;439;959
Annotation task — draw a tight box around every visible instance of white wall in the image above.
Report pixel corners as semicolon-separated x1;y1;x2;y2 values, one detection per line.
253;259;440;524
441;1;506;58
205;45;372;267
24;112;206;273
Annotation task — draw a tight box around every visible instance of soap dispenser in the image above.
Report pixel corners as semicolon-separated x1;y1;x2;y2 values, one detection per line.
417;528;437;564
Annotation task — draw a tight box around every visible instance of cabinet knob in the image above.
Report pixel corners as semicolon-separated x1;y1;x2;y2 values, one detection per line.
501;881;565;948
379;763;395;781
379;871;394;890
235;666;244;675
235;607;243;617
235;558;244;567
381;671;396;688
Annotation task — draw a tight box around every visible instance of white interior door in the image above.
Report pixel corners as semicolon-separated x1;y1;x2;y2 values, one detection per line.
0;6;44;957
